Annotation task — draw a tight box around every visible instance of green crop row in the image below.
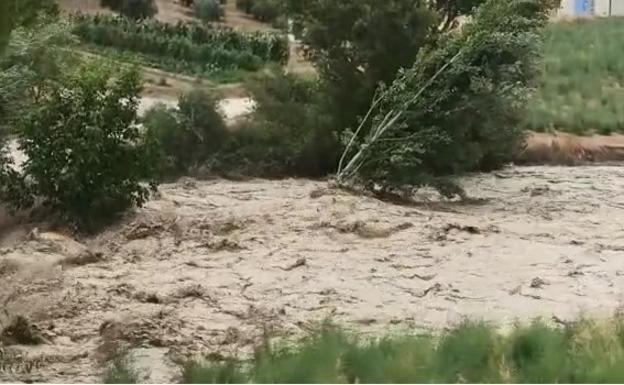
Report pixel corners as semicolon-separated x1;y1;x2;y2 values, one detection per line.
72;14;288;73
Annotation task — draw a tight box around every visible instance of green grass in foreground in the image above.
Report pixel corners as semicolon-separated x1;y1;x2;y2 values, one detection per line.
146;318;624;383
526;17;624;135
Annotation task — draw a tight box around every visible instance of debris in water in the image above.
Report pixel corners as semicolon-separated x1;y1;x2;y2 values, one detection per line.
282;257;307;271
530;277;548;289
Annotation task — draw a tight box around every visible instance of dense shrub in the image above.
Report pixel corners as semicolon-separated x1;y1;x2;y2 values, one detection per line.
177;89;228;157
194;0;224;23
72;15;288;73
210;73;339;178
338;0;550;196
1;0;60;54
144;89;227;178
250;0;282;23
237;0;283;24
286;0;440;132
14;0;60;28
236;0;255;13
100;0;158;20
0;23;76;134
144;77;338;179
0;63;158;228
103;355;140;384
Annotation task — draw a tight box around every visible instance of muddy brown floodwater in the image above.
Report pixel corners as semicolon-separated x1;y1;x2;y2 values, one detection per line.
1;165;624;382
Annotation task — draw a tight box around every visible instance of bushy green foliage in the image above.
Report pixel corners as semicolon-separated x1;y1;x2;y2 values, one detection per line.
181;317;624;383
236;0;283;24
144;76;339;180
103;355;140;384
508;321;568;382
524;17;624;135
1;63;158;228
0;0;61;55
100;0;158;20
288;0;439;131
340;0;550;196
210;73;339;178
144;90;227;178
194;0;224;23
250;0;283;23
0;22;77;210
236;0;255;13
73;14;288;74
14;0;60;28
434;322;501;382
0;22;76;134
183;361;247;384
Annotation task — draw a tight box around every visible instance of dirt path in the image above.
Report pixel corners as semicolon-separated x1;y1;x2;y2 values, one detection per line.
1;165;624;382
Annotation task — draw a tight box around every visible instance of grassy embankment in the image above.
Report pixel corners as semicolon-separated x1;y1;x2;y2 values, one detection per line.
105;318;624;383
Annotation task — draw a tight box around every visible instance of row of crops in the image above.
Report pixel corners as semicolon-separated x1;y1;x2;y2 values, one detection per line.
72;14;289;75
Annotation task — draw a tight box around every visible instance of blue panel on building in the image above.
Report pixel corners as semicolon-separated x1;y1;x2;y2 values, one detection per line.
575;0;593;14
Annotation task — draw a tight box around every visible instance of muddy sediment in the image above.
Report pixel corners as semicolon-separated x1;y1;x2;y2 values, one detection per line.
1;165;624;382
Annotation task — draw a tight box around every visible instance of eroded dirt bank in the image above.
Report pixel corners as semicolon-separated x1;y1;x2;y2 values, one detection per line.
1;166;624;382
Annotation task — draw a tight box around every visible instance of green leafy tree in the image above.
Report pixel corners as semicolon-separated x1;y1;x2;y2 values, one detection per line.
100;0;158;20
207;73;339;178
338;0;552;197
194;0;224;22
0;0;60;55
250;0;282;23
14;0;60;28
144;89;227;177
0;22;75;135
2;63;159;227
286;0;439;131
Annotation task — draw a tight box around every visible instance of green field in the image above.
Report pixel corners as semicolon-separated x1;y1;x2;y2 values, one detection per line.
72;14;288;83
525;17;624;135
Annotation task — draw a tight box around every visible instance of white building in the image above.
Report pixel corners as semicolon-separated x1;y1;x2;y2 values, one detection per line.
559;0;624;17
